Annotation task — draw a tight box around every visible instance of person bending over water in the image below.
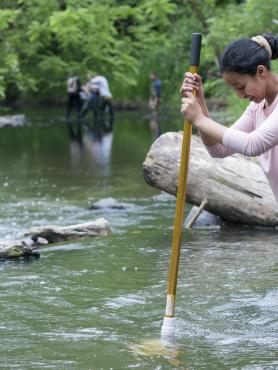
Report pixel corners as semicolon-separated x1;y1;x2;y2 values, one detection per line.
181;33;278;202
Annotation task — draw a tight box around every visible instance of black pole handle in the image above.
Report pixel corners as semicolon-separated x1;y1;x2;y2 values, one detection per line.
189;33;202;66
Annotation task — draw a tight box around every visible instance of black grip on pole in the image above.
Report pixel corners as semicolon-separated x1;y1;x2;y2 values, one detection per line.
189;33;202;66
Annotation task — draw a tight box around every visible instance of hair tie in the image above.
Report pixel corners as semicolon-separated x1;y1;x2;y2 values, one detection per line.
251;35;272;58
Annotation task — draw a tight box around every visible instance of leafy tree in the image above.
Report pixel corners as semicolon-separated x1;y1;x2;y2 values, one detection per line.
0;0;277;113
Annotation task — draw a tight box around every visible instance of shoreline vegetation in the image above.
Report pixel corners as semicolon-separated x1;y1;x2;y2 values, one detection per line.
0;1;277;117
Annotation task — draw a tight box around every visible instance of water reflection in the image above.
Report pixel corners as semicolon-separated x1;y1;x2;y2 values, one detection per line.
131;337;182;366
68;122;113;177
149;115;161;140
67;118;82;143
83;129;113;168
149;113;161;140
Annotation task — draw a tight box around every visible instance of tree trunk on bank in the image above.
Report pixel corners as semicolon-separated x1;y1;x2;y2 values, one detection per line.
143;132;278;227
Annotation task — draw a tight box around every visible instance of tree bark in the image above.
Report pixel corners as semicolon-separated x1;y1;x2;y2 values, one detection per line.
143;132;278;227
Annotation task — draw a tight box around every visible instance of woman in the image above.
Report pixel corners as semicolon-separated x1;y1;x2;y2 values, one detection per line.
181;33;278;202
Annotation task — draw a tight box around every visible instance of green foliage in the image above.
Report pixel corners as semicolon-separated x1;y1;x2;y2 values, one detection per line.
0;0;183;101
0;0;277;111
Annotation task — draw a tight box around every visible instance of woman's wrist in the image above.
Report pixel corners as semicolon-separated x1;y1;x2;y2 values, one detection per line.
198;95;209;117
193;112;206;128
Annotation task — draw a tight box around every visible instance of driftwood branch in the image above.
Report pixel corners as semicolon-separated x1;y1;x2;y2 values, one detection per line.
25;218;112;243
185;198;208;228
0;218;112;260
143;132;278;227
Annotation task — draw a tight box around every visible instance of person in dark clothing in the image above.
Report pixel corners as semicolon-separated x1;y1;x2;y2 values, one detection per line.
80;72;100;125
65;74;82;122
81;72;114;131
149;71;162;111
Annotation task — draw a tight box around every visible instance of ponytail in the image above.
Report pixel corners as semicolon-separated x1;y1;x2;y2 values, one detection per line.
220;33;278;75
263;33;278;60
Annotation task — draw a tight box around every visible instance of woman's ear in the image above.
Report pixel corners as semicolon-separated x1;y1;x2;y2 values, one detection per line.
256;65;267;78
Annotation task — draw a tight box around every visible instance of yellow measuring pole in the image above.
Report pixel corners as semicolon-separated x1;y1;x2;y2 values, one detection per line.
161;34;202;336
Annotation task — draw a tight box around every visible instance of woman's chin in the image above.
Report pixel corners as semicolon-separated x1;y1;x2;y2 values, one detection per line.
250;97;262;104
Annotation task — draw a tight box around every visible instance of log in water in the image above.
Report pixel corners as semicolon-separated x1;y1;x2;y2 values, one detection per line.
0;218;112;260
143;132;278;227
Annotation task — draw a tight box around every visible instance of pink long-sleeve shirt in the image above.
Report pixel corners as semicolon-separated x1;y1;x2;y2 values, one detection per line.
206;94;278;201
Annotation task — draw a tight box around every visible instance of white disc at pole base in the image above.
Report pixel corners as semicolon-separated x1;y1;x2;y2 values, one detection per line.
161;317;176;337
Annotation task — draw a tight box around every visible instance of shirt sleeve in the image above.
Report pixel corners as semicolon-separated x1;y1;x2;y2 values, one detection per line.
206;103;255;158
223;106;278;157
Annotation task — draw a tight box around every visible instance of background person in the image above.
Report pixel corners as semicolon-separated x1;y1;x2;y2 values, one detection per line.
65;74;82;122
148;71;162;111
81;72;114;130
90;73;114;130
81;72;100;123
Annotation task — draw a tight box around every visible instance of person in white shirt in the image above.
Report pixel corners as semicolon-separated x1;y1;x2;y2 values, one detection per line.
89;73;114;131
89;75;112;99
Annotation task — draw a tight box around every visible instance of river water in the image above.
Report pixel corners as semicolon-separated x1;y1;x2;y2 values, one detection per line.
0;108;277;369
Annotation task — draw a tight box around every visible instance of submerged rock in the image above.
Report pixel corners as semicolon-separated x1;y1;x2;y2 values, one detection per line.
0;114;26;128
185;207;223;228
89;197;130;210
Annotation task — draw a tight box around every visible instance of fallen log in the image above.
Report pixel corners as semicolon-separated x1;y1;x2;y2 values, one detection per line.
0;218;112;260
0;241;39;260
143;132;278;227
25;218;112;243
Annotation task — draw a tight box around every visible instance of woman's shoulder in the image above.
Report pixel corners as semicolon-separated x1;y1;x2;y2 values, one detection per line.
247;97;278;113
263;94;278;114
272;94;278;109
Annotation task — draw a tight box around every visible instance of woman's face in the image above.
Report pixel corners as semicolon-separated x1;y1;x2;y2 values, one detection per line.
223;68;267;103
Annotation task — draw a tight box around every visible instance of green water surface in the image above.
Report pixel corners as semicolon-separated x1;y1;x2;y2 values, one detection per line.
0;108;277;370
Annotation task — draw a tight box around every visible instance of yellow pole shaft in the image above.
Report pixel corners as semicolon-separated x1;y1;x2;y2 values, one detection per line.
164;65;198;318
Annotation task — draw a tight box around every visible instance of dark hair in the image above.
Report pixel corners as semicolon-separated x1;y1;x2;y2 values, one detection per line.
220;33;278;75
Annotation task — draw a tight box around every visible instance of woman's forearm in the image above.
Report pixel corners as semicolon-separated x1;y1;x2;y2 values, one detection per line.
197;98;224;146
194;115;227;145
198;130;220;146
199;95;210;118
